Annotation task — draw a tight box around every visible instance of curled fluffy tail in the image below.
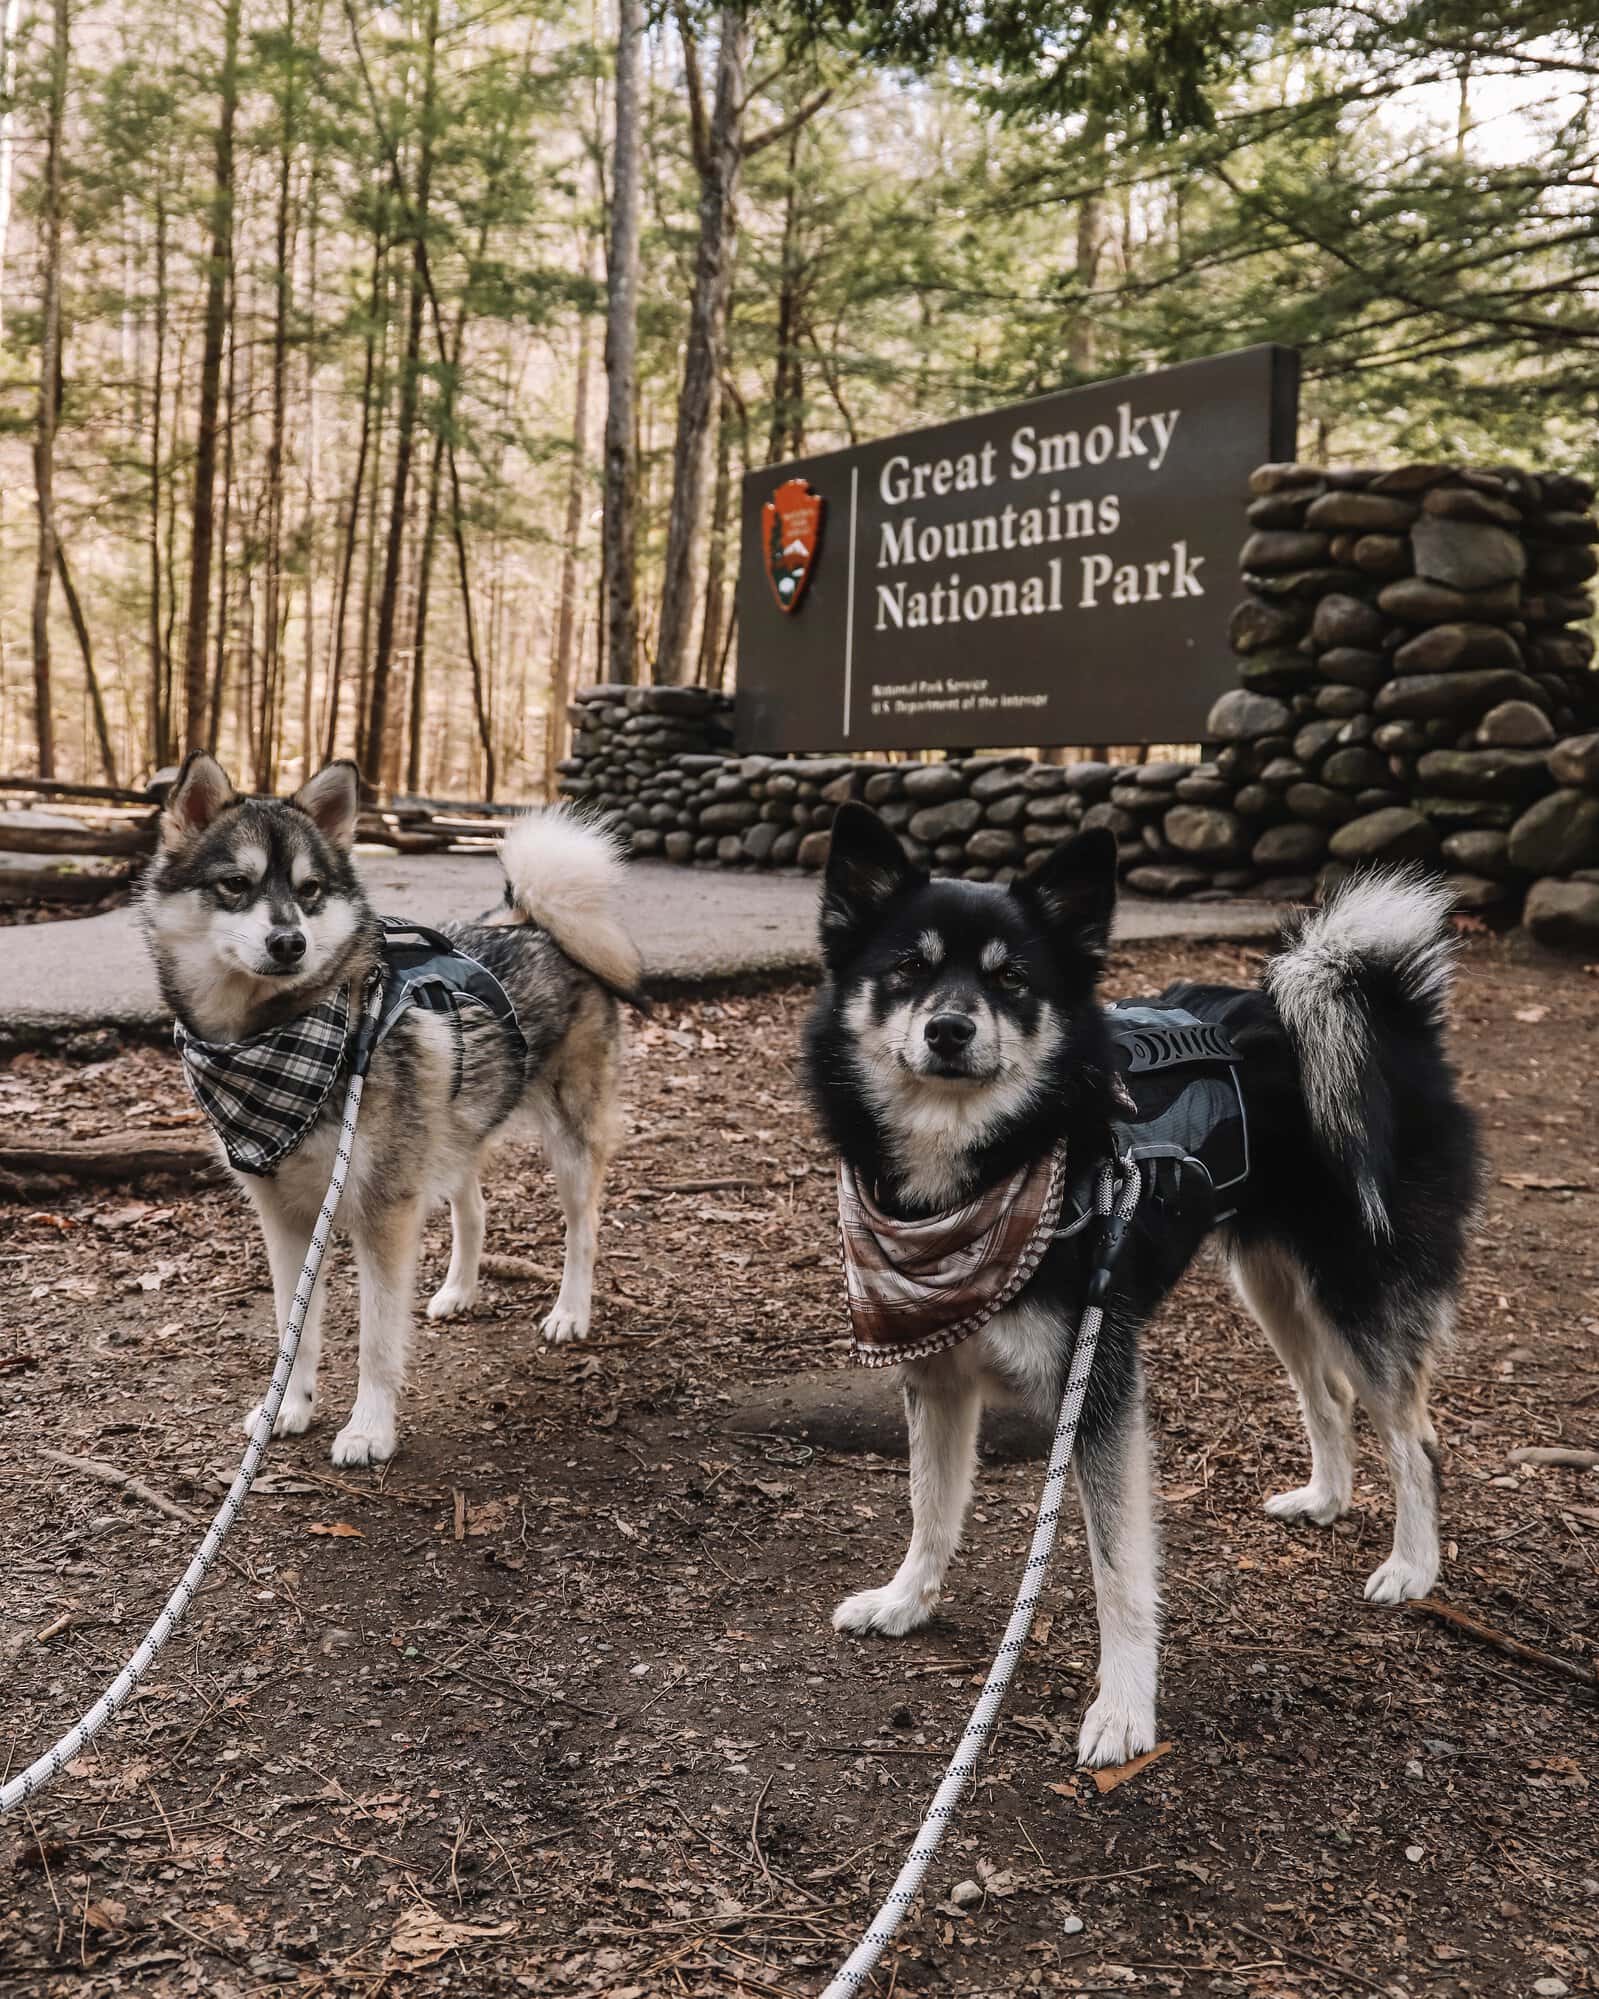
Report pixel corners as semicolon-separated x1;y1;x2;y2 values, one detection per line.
1265;868;1455;1239
498;805;644;1001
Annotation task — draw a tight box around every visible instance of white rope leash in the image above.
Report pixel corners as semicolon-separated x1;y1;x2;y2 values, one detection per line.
820;1157;1142;1999
1;991;379;1818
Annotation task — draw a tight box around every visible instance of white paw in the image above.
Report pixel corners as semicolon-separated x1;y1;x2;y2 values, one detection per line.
331;1414;397;1468
1265;1483;1346;1526
1076;1692;1157;1770
427;1282;480;1321
1363;1553;1437;1605
542;1303;589;1344
243;1389;315;1439
832;1585;933;1638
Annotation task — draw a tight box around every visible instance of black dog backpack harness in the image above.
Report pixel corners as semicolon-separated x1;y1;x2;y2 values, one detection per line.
176;917;527;1177
1061;1001;1249;1239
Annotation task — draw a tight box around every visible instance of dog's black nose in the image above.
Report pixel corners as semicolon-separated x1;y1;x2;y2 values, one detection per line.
925;1012;976;1056
266;926;307;966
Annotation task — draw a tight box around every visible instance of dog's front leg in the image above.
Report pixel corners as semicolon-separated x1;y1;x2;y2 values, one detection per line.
334;1197;423;1467
1074;1361;1160;1768
243;1183;328;1438
833;1356;981;1638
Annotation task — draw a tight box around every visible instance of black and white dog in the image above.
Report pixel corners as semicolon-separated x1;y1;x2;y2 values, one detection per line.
805;803;1478;1767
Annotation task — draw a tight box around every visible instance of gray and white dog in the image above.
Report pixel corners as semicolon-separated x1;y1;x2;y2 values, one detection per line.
141;753;641;1467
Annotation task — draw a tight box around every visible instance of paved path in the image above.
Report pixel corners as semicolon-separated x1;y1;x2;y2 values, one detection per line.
0;853;1282;1036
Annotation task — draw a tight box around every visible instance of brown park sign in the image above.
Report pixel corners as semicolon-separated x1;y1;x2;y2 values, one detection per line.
735;344;1299;753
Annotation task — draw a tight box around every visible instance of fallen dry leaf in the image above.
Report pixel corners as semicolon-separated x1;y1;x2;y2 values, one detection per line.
1091;1741;1173;1794
389;1904;516;1963
306;1521;363;1538
1513;1005;1549;1024
1501;1173;1590;1192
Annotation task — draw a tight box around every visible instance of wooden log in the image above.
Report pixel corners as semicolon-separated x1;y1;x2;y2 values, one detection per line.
0;774;155;806
0;818;157;858
0;866;136;905
1509;1445;1599;1470
0;1130;218;1187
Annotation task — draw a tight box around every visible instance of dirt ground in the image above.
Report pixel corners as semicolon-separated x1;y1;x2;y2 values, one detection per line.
1;932;1596;1999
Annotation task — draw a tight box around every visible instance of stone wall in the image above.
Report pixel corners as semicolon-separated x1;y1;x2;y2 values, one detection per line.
1208;460;1598;916
556;459;1599;946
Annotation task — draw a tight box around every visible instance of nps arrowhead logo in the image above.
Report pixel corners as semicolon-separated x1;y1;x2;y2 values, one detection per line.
762;478;825;614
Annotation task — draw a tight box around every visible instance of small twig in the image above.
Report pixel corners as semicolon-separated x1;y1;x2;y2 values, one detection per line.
34;1610;72;1643
749;1770;776;1893
1509;1445;1599;1470
146;1781;178;1855
41;1449;199;1527
1233;1922;1397;1996
628;1177;762;1197
1409;1596;1597;1688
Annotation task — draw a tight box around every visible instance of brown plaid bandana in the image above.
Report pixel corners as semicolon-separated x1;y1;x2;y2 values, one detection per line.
838;1145;1070;1367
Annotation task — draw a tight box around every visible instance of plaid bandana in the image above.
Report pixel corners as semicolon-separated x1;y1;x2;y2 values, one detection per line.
176;977;370;1177
838;1145;1070;1367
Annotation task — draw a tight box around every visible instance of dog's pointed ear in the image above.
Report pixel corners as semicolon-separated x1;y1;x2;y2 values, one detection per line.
1012;826;1118;958
161;751;236;852
292;761;361;850
820;803;920;966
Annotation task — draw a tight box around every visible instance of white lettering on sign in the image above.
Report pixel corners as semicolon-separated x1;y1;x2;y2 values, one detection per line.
1078;540;1205;608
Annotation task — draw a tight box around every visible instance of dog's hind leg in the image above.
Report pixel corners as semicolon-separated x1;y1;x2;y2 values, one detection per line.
1074;1364;1160;1768
243;1184;330;1438
334;1196;423;1467
833;1355;981;1639
531;1010;621;1345
1231;1241;1356;1528
1350;1327;1444;1606
428;1172;485;1321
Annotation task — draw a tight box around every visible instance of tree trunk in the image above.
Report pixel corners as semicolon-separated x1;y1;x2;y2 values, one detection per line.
407;265;473;796
55;542;118;785
548;256;596;795
300;157;320;785
181;0;241;753
697;384;733;685
361;0;436;794
0;0;23;345
324;226;383;762
207;263;237;760
257;0;297;791
655;7;749;685
444;438;495;799
767;122;803;464
29;0;68;779
1068;115;1106;377
601;0;644;686
146;196;168;769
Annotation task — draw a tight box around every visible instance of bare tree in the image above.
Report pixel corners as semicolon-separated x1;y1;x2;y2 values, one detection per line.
181;0;241;753
548;243;597;794
29;0;69;778
654;18;829;684
601;0;644;685
362;0;437;792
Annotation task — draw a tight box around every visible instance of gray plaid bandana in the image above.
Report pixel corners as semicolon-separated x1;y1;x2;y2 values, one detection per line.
176;978;368;1177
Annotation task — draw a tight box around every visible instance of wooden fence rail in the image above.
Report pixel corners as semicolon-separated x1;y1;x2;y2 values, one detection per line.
0;775;519;900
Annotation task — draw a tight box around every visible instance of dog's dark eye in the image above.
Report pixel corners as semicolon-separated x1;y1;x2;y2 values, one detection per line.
298;878;322;905
894;951;926;979
216;874;251;899
994;962;1028;991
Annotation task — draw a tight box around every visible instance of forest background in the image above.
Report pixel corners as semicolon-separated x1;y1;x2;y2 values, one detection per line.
0;0;1594;801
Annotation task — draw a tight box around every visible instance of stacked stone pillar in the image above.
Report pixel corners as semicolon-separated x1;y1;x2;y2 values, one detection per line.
1212;462;1598;910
